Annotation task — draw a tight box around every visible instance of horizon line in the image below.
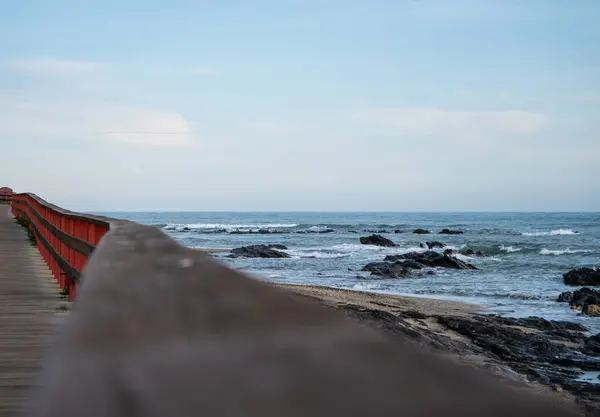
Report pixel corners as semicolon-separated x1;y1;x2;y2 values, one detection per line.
88;209;600;214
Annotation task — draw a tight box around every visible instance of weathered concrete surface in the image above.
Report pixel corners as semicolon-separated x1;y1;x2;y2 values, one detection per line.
27;220;580;417
0;205;64;416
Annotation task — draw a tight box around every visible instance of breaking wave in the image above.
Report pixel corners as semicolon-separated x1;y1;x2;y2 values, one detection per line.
522;229;579;236
163;223;298;232
499;245;522;253
539;248;593;256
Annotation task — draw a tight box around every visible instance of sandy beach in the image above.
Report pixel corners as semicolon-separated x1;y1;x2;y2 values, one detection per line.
277;283;479;316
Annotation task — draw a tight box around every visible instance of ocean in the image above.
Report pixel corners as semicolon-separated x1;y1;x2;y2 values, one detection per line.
96;211;600;332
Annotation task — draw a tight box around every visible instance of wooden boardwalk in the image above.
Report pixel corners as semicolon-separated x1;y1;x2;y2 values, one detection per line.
0;205;64;416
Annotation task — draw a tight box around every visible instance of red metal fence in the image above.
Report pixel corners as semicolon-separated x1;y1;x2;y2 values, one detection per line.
10;192;112;301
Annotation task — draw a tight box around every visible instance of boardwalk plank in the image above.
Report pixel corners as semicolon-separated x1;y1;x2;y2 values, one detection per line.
0;205;63;417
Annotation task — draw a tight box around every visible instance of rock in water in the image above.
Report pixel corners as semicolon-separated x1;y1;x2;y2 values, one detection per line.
413;228;431;234
460;249;486;257
563;267;600;286
556;287;600;316
426;241;446;249
228;244;290;258
268;244;288;250
385;251;477;270
557;291;574;303
439;228;464;235
361;261;412;278
584;304;600;317
359;234;396;247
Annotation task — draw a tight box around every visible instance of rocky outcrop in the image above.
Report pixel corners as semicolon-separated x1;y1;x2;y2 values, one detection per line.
564;267;600;286
425;241;445;249
413;228;431;234
439;229;464;235
361;251;476;279
384;251;477;270
359;234;396;247
228;244;290;258
557;287;600;317
339;303;600;410
460;249;486;257
361;262;412;278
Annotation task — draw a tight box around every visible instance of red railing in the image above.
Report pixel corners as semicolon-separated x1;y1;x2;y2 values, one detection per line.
0;187;12;202
10;192;112;301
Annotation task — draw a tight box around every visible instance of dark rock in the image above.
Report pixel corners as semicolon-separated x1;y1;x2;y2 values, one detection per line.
228;244;290;259
386;251;477;270
361;262;412;279
583;304;600;317
335;301;600;405
381;257;424;269
583;334;600;356
348;230;358;234
267;244;288;250
426;241;446;249
557;291;574;303
359;234;396;247
564;267;600;286
437;315;569;362
444;249;455;255
413;228;431;234
460;249;486;257
401;310;428;320
439;229;464;235
557;288;600;316
394;230;403;234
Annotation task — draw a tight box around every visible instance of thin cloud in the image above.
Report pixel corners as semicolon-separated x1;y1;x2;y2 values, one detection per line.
0;98;196;148
360;107;546;135
190;67;217;75
9;58;108;74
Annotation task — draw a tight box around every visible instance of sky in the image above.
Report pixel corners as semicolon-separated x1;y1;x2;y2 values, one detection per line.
0;0;598;212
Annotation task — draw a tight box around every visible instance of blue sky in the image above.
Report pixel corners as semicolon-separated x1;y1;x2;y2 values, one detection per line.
0;0;598;211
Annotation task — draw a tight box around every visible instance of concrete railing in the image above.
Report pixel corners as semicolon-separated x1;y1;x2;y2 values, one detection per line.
2;188;579;417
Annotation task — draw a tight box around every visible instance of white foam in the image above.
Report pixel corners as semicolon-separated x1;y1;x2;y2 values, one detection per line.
452;253;474;262
284;250;349;259
352;282;381;291
500;245;522;253
539;248;593;256
522;229;578;236
307;226;334;232
164;223;298;232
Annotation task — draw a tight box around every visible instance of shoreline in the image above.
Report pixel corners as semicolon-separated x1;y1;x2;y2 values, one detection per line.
276;283;481;317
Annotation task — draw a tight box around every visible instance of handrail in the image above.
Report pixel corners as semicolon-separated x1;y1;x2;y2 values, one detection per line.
24;220;577;417
10;192;127;300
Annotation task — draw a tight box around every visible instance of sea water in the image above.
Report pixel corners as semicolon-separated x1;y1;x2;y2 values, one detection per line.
96;211;600;332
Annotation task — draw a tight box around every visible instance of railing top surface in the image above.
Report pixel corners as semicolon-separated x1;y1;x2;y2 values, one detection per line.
26;220;578;417
12;192;122;227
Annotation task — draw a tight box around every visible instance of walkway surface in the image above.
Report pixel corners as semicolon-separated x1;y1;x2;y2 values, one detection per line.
0;204;64;416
